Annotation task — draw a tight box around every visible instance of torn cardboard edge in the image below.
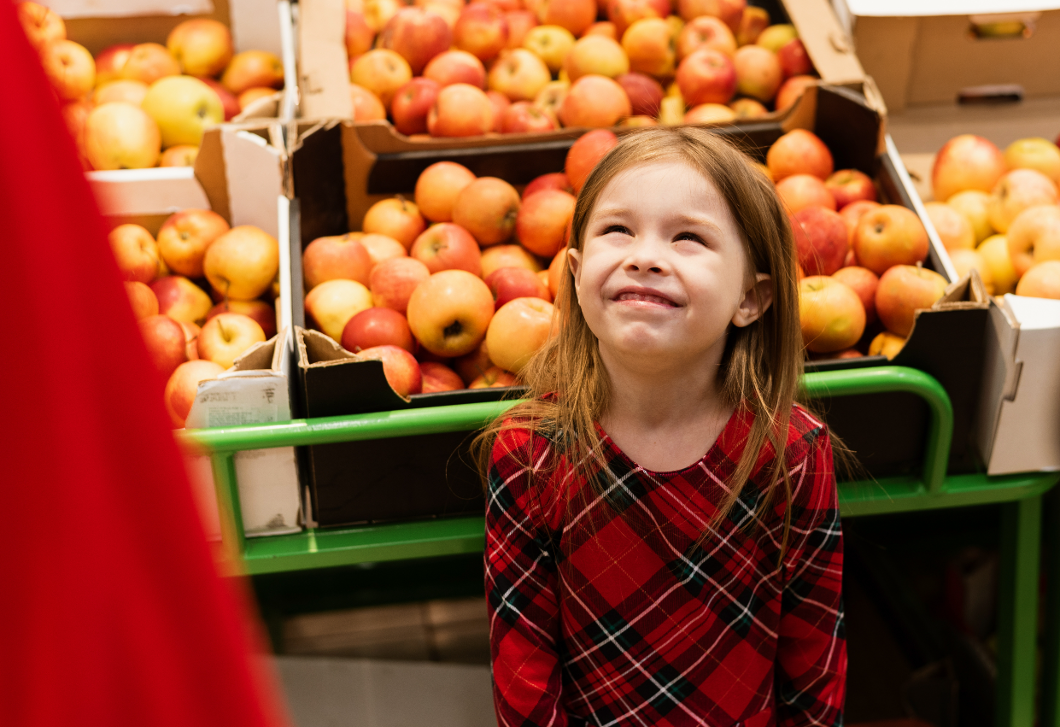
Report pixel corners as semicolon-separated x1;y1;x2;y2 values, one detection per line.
297;327;411;407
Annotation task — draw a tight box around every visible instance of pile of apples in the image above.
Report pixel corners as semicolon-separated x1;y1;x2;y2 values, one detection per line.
344;0;818;136
299;130;625;396
110;211;281;427
923;134;1060;301
17;1;284;171
767;128;944;360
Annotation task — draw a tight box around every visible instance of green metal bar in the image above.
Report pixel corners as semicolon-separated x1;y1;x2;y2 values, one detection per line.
1041;489;1060;727
995;496;1043;727
838;471;1058;517
210;452;246;559
802;366;952;493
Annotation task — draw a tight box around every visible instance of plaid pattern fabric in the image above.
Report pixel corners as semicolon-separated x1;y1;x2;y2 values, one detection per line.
486;405;845;727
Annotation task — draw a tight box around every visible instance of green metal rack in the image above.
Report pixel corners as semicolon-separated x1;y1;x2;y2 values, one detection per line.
179;365;1058;727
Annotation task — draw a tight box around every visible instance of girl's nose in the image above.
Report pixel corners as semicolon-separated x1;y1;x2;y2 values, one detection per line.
624;235;670;274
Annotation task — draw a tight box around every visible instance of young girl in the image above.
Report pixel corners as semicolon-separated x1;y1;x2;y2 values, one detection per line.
480;127;845;727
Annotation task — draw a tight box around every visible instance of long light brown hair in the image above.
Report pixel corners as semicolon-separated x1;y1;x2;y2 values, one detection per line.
475;126;804;551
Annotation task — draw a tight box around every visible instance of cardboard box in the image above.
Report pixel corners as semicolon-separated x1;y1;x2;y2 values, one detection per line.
831;0;1060;112
297;0;873;122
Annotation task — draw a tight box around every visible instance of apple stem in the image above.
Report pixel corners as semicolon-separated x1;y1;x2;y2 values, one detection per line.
443;321;463;338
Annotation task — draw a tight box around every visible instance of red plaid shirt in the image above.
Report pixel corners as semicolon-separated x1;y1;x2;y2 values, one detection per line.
485;404;845;727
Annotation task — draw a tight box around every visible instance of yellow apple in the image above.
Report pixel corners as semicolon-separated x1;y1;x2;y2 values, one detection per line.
485;297;556;373
203;226;280;301
1004;137;1060;185
305;279;374;342
167;19;234;78
948;249;995;294
946;190;993;244
976;234;1019;295
84;102;161;170
141;75;225;148
197;313;266;369
1016;260;1060;299
1006;204;1060;277
222;50;285;96
40;40;95;101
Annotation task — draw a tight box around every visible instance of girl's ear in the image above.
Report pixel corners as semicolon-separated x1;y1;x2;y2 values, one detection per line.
567;248;582;289
732;273;773;328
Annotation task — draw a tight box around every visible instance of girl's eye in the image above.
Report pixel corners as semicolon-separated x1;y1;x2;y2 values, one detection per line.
675;232;705;244
603;224;631;236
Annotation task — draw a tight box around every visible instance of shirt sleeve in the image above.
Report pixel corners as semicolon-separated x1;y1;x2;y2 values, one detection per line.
485;428;568;727
775;428;846;727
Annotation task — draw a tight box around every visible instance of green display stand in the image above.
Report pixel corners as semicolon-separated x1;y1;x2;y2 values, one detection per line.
179;366;1058;727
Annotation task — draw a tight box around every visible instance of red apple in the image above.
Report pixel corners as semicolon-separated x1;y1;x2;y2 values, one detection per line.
584;21;618;39
179;321;201;360
379;7;453;75
776;174;836;213
420;361;465;392
615;72;665;117
126;281;160;320
931;134;1006;203
776;38;812;79
558;75;632;129
221;50;285;95
676;49;737;106
95;44;136;86
875;265;949;337
455;338;493;384
428;83;495;136
535;0;596;36
200;77;241;120
346;9;375;58
501;101;556;133
157;209;230;280
799;276;866;353
506;10;539;48
486;297;556;372
524;172;574;199
853;205;930;275
736;5;769;46
839;199;880;243
370;256;432;313
363;198;427;248
120;42;180;85
206;299;277;339
140;314;189;379
303;233;372;289
423;49;488;88
350;83;388;121
677;16;736;60
17;2;65;51
677;0;745;31
151;275;213;324
454;3;510;62
766;128;834;182
832;266;879;324
411;223;483;275
732;45;781;102
825;169;876;210
110;224;164;284
391;77;442;135
488;91;512;132
415;161;477;223
452;177;521;246
41;40;95;101
775;74;815;112
197;313;266;369
790;206;847;276
516;188;575;257
165;360;225;428
355;345;423;396
342;307;416;353
566;129;619;193
470;366;518;388
481;244;543;277
407;269;496;356
486;266;551;309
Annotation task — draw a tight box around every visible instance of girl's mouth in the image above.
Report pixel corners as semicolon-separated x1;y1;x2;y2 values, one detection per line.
613;291;679;307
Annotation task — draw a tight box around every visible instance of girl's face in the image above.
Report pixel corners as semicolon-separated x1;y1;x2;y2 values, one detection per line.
568;160;771;374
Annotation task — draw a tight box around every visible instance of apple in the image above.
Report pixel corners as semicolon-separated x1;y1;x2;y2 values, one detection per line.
165;360;225;428
869;331;905;360
790;207;847;276
776;174;836;213
197;313;265;369
1006;204;1060;277
516;189;575;256
360;233;409;267
931;134;1006;203
370;257;431;313
684;103;737;125
755;24;796;53
766;128;833;182
732;45;781;102
157;209;230;279
482;244;543;278
535;79;570;119
379;7;452;75
452;177;521;246
486;297;556;372
621;18;674;79
179;321;201;360
524;172;574;199
350;49;412;108
350;83;388;121
677;0;745;31
838;199;881;243
608;0;669;37
95;44;136;86
120;43;181;85
305;279;374;341
93;79;148;106
566;128;619;193
347;9;375;58
421;361;465;391
987;168;1059;233
411;223;483;275
454;3;510;62
489;48;552;101
353;345;423;396
84;103;161;171
585;21;618;39
342;308;416;353
501;101;556;133
362;198;427;250
203;226;279;301
676;49;736;106
150;276;212;324
454;338;493;383
139;314;191;379
547;249;566;298
614;72;665;117
126;281;160;319
423;50;488;88
977;234;1019;295
922;201;974;253
470;366;518;387
415;162;477;224
507;10;539;48
167;19;233;78
199;77;241;120
523;24;577;74
141;76;224;148
17;2;65;50
559;75;632;129
238;87;278;111
110;224;164;283
853;205;929;275
948;249;995;294
736;5;769;46
60;100;92;167
775;75;816;112
40;40;95;101
825;169;876;209
206;299;277;339
221;50;284;96
535;0;595;36
361;0;404;31
565;35;630;81
303;233;372;289
1005;137;1060;185
390;78;441;135
798;276;866;353
832;266;878;324
1016;260;1060;299
946;190;993;244
407;269;495;356
776;38;812;79
677;16;737;61
487;91;512;132
876;264;949;337
428;83;495;136
486;266;551;309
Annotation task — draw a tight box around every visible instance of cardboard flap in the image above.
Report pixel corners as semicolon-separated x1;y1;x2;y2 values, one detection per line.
88;167;210;216
843;0;1060;17
228;330;284;372
934;269;991;309
782;0;867;87
295;328;410;416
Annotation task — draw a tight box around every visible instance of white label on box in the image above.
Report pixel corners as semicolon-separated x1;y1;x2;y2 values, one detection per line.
44;0;213;18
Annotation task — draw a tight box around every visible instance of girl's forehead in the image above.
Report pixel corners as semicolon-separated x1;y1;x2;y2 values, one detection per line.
596;160;723;205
